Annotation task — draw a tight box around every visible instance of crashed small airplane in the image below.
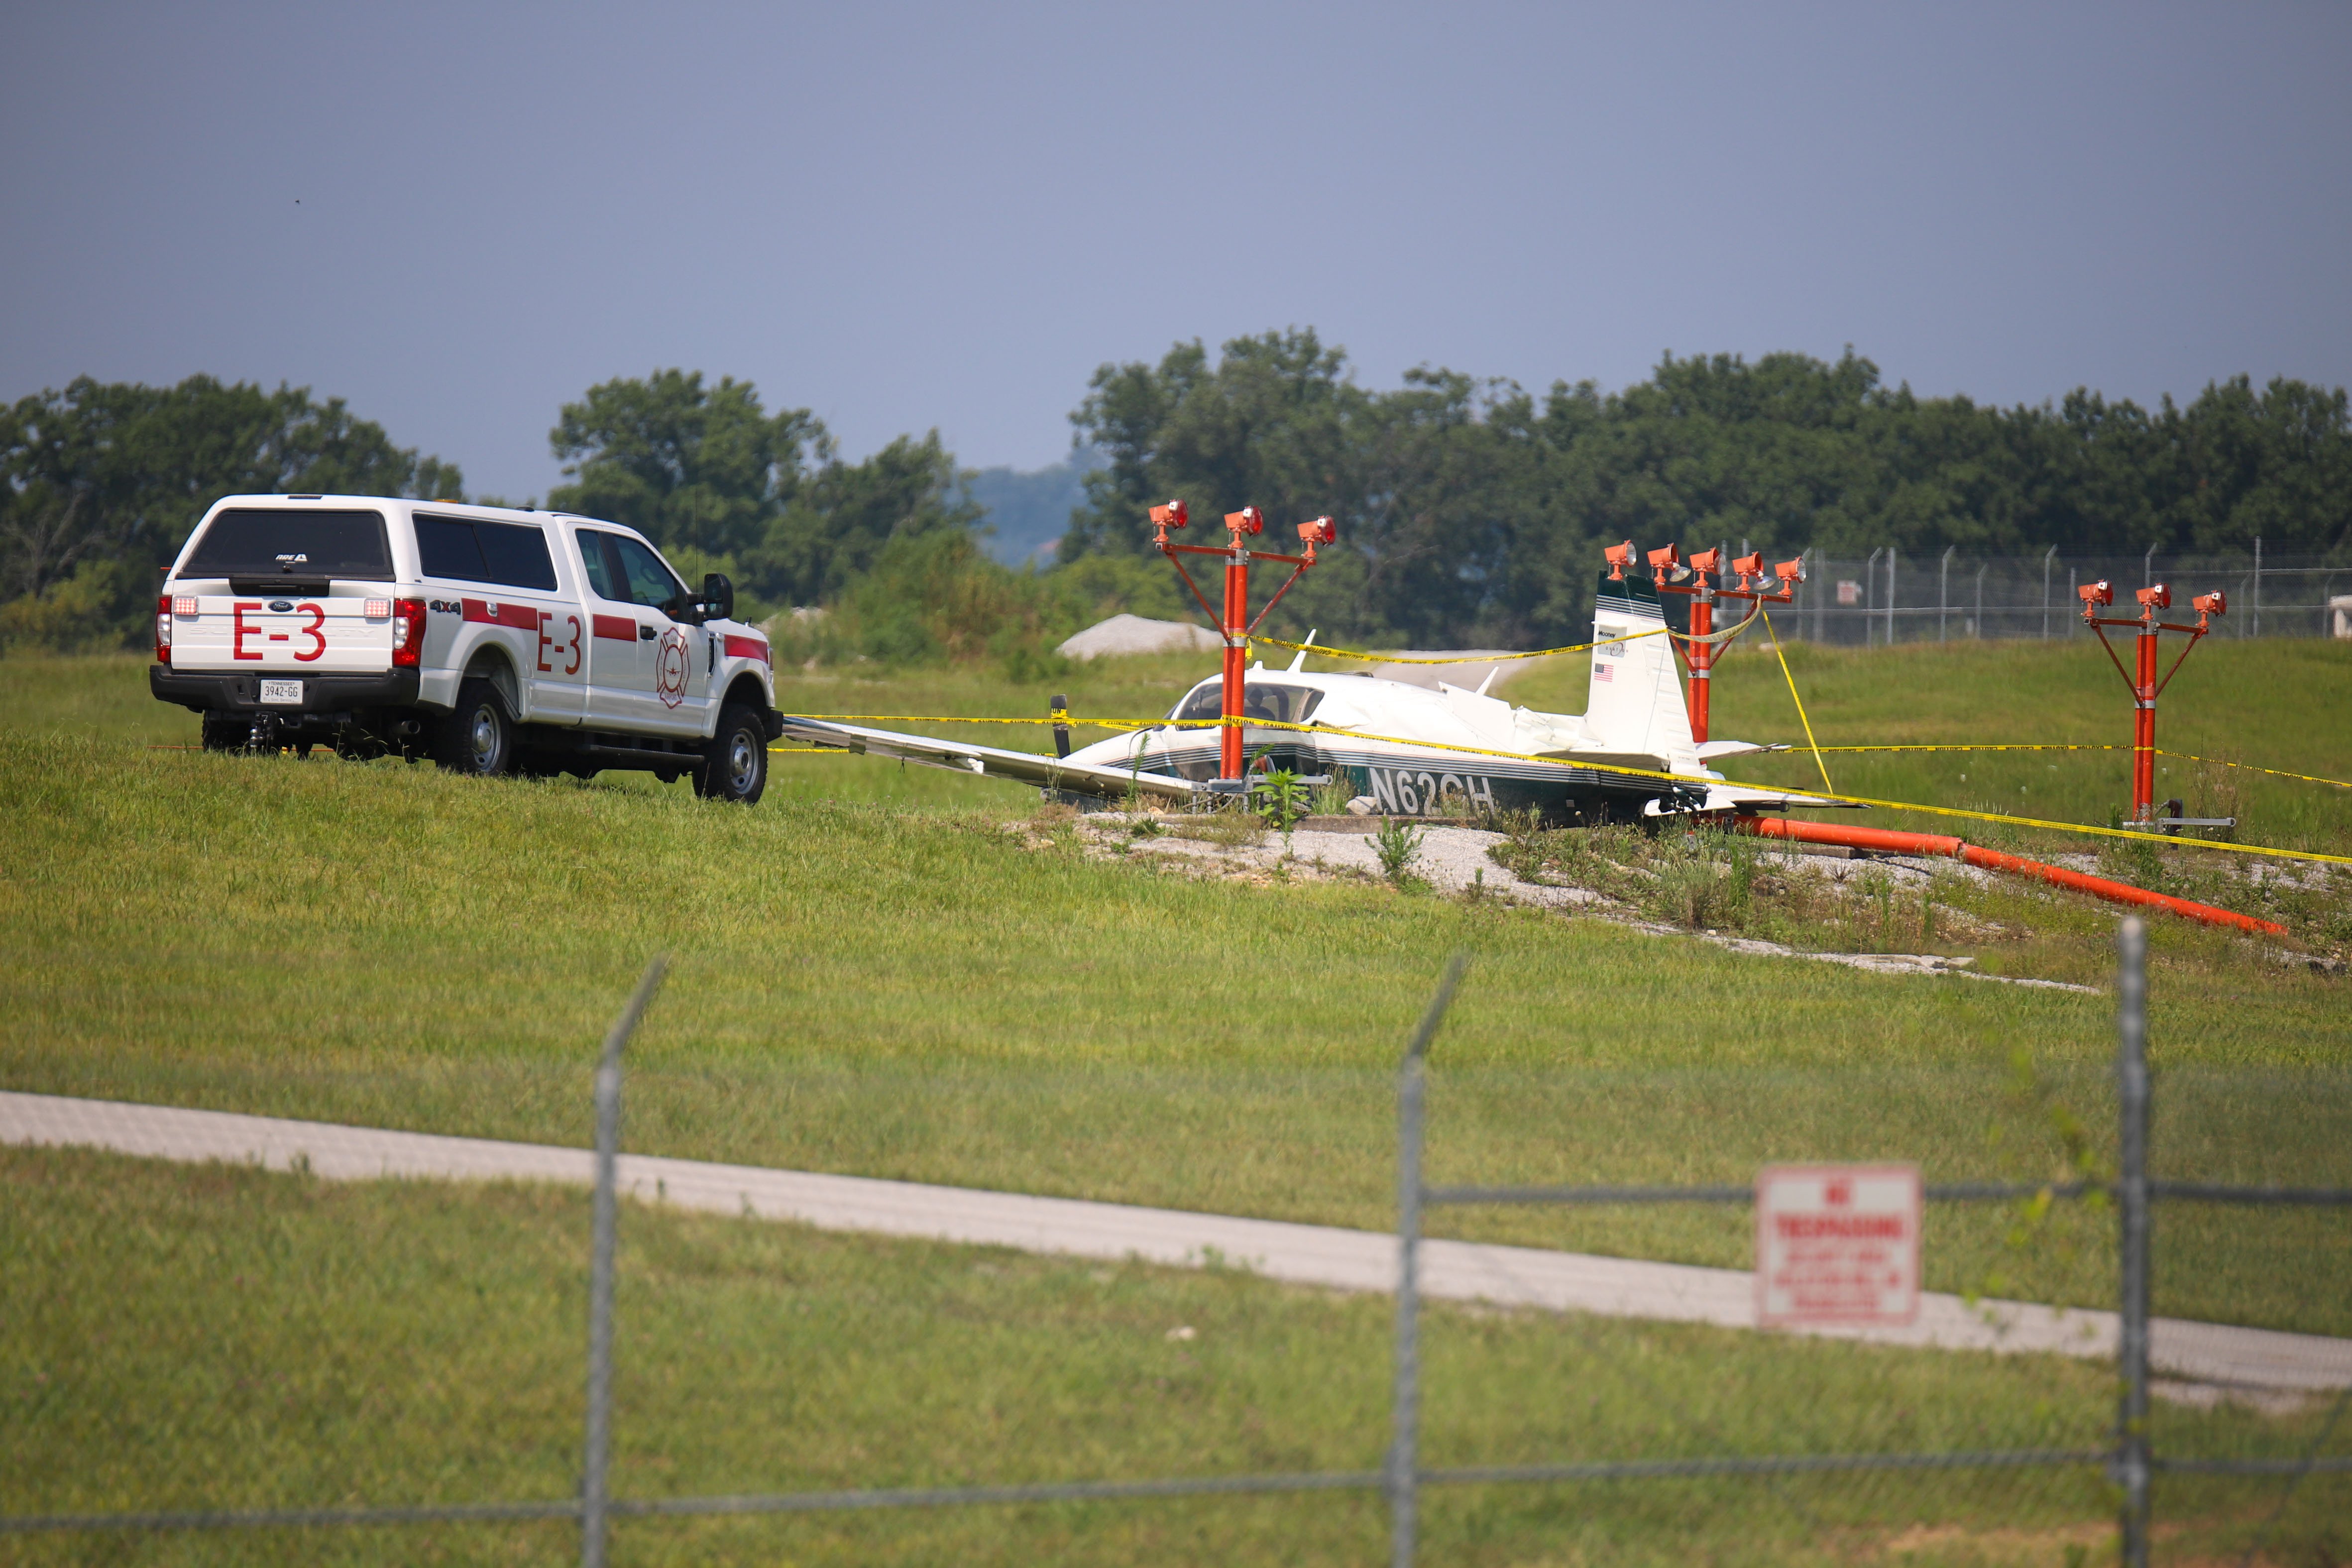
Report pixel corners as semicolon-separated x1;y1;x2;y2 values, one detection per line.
782;559;1839;822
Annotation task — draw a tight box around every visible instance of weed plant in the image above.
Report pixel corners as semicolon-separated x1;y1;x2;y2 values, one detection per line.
1368;816;1428;886
1252;768;1307;858
1306;774;1357;819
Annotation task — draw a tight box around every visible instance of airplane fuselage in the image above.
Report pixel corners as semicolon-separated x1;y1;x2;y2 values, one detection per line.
1062;668;1706;825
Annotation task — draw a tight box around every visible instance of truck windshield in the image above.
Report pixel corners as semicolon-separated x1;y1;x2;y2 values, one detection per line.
1170;681;1324;726
183;509;393;580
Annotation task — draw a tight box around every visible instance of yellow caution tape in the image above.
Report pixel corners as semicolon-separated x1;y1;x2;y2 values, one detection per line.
778;713;1146;728
784;708;2352;867
772;701;2347;865
1772;742;2350;791
1763;607;1832;794
1248;627;1668;664
1666;598;1764;647
1814;743;2125;754
779;717;2351;787
2158;751;2352;790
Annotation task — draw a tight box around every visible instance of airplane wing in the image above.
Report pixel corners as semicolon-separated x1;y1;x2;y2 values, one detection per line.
1534;749;1675;774
778;716;1196;802
1699;784;1859;812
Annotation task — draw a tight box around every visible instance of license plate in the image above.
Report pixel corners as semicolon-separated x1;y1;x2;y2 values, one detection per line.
260;679;304;705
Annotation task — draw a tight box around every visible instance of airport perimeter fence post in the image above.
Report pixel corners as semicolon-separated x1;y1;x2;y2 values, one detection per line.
1391;1013;1422;1568
2115;919;2151;1568
582;957;669;1568
1391;954;1468;1568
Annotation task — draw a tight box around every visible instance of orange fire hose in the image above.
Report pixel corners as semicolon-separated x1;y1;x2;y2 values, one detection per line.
1734;816;2287;938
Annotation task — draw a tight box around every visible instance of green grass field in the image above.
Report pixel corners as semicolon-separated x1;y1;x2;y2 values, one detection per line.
11;1142;2340;1568
3;647;2348;1564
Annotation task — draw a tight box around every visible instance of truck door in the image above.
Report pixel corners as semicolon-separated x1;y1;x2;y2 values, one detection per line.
574;529;709;737
413;513;581;724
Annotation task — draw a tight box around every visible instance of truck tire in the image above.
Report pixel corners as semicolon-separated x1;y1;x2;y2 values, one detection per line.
200;713;251;752
436;678;517;778
695;701;768;804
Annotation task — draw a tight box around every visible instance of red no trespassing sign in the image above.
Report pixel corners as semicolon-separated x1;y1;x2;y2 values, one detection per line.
1755;1165;1922;1327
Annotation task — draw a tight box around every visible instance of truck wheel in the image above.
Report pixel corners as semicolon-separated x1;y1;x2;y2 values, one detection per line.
695;702;768;804
436;678;517;778
200;713;250;752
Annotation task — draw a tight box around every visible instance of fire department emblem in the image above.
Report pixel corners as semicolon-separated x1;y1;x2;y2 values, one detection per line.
654;626;691;708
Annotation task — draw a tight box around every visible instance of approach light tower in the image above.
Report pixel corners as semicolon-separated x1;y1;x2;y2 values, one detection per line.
1636;544;1803;743
2078;579;2226;827
1149;500;1333;782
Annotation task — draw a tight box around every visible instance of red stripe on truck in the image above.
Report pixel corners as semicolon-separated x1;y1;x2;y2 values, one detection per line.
723;634;769;665
461;598;541;630
592;614;639;642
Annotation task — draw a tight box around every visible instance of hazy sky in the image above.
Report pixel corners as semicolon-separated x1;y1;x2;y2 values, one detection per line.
5;2;2349;502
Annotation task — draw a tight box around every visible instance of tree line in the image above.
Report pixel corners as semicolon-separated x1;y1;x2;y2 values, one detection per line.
0;377;462;652
5;338;2347;657
1062;331;2352;649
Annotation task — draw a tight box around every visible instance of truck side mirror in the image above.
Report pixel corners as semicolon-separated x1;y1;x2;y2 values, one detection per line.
701;572;735;622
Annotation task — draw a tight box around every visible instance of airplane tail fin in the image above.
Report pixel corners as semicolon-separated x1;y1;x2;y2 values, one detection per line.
1584;568;1695;758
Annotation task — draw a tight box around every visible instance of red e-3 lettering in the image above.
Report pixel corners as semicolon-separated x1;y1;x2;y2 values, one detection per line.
539;611;583;675
294;603;326;662
231;601;263;660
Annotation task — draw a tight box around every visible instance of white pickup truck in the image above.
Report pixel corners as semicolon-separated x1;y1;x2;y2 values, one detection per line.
150;494;783;802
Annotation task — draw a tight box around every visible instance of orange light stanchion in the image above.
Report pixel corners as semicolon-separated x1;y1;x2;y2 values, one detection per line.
1219;507;1261;779
1149;500;1332;781
2078;580;2226;826
1684;548;1718;741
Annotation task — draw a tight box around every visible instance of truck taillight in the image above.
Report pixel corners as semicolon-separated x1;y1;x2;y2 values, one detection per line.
155;594;173;664
392;597;427;666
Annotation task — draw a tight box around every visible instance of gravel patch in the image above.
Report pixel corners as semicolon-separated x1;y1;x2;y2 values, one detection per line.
1070;817;2095;993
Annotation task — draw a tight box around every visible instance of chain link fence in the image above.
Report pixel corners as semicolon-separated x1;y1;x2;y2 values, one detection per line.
1390;934;2352;1567
1724;544;2352;645
4;937;2348;1564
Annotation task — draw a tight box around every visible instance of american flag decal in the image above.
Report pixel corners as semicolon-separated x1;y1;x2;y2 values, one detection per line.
1594;663;1613;682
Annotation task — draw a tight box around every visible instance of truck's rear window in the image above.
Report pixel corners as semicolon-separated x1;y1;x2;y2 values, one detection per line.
183;508;393;580
414;514;559;591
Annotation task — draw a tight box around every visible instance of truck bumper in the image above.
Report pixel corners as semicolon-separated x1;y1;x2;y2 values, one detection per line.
150;665;422;717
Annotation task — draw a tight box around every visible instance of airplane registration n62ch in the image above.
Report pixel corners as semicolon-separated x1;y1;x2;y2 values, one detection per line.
778;565;1838;823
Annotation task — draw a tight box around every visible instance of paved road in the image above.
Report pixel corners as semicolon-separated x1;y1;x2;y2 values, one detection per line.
5;1090;2345;1395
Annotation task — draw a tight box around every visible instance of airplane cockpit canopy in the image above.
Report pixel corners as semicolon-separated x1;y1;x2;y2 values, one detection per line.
1170;679;1326;727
